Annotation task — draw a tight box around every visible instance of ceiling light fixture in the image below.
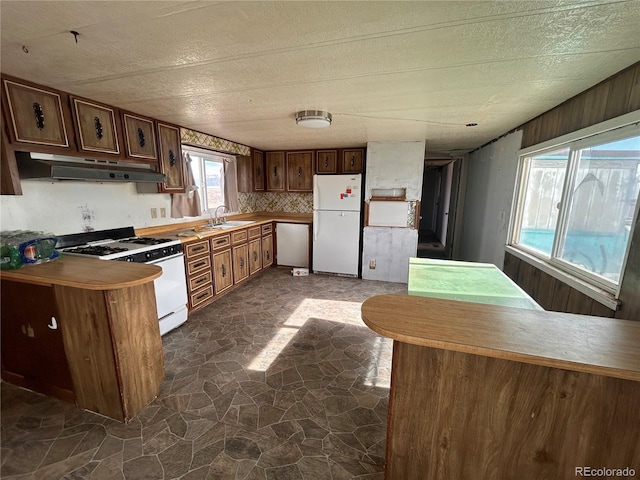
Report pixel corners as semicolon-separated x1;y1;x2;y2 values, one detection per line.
295;110;332;128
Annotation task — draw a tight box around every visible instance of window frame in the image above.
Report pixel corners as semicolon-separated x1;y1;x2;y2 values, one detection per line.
507;111;640;308
182;145;238;215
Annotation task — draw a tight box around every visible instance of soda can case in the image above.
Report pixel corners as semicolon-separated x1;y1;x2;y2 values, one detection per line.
0;231;59;269
19;238;59;264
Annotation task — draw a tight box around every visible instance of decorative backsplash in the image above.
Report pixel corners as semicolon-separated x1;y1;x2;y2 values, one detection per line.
181;128;251;156
238;192;313;214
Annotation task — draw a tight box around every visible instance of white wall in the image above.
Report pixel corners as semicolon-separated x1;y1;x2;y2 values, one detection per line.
362;140;425;282
365;141;425;200
0;180;210;235
458;130;523;267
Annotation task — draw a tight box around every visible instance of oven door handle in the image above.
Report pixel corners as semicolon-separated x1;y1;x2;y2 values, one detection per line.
146;252;185;264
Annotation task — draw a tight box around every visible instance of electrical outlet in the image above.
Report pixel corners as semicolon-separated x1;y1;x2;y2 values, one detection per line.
160;207;166;218
151;208;157;218
369;259;376;269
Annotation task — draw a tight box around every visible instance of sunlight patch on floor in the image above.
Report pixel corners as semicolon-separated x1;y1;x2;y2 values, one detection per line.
248;298;364;371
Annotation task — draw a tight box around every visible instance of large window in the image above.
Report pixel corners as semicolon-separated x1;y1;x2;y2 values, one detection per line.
510;121;640;295
183;146;239;214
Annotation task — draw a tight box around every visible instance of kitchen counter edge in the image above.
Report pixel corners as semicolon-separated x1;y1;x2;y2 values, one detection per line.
361;293;640;382
0;256;162;290
136;212;312;242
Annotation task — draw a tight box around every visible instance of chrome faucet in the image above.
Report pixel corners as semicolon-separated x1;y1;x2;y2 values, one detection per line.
214;204;229;224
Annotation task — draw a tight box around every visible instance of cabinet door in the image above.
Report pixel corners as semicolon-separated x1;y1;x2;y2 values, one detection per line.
253;149;265;192
266;152;285;191
286;151;313;192
262;234;274;268
249;238;262;275
157;123;186;193
123;113;157;161
3;79;70;148
316;150;337;174
236;154;253;193
71;97;120;155
0;280;74;402
342;149;364;173
232;244;249;284
213;249;234;294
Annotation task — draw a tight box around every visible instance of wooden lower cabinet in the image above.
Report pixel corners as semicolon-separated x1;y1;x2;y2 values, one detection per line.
249;238;262;275
213;249;234;294
0;280;74;403
262;234;274;268
1;279;164;422
182;223;281;311
184;238;214;311
232;244;249;284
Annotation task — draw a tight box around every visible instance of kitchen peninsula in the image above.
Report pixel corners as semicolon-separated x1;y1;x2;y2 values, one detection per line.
362;263;640;479
1;257;163;422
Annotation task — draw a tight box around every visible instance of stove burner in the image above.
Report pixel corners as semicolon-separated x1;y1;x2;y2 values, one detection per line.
119;237;173;245
64;245;129;256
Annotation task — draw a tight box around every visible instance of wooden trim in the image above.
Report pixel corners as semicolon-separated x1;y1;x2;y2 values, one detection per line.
1;110;22;195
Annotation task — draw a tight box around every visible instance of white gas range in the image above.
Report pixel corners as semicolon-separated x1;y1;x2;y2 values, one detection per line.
57;227;188;336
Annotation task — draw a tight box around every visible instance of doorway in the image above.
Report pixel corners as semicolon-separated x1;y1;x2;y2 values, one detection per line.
418;159;457;259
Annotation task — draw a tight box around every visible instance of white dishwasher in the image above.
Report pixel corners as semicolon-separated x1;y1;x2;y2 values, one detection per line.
276;223;310;268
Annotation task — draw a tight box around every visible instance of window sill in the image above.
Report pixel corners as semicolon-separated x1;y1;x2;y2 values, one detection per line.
504;245;620;311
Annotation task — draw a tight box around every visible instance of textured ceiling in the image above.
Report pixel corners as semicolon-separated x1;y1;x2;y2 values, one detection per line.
1;1;639;155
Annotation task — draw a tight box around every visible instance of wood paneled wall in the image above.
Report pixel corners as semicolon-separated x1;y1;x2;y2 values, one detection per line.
520;62;640;148
503;252;615;317
509;61;640;320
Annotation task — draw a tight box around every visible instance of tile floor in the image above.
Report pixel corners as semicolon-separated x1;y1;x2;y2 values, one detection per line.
1;268;407;479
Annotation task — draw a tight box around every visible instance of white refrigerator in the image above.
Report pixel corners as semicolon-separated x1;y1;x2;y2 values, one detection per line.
313;174;362;276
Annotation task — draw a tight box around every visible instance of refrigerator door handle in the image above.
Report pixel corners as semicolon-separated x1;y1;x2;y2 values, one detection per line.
313;175;319;208
313;210;319;242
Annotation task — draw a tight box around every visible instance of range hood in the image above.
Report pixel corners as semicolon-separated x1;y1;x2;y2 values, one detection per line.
15;152;166;183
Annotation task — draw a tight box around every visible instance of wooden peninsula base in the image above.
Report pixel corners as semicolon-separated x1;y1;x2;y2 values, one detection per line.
362;294;640;479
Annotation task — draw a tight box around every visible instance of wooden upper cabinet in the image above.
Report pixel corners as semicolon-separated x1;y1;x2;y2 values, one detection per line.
316;150;337;174
266;151;285;191
2;78;70;149
253;149;265;191
71;97;120;155
236;154;253;193
342;149;364;173
286;151;313;192
122;113;157;162
157;123;185;193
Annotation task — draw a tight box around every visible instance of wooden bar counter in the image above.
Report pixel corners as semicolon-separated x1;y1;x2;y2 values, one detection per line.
362;293;640;479
1;256;164;422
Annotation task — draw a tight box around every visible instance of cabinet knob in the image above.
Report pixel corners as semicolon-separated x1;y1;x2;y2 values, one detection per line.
32;102;45;130
222;264;226;277
94;117;104;140
253;252;258;261
137;127;146;147
351;156;355;167
325;158;328;168
298;167;302;177
48;317;58;330
169;149;176;167
273;166;277;176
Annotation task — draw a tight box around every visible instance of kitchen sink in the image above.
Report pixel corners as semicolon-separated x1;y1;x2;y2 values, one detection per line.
213;220;255;229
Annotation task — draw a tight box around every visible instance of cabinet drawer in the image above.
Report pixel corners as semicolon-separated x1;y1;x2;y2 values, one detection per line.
189;284;214;309
188;270;212;292
248;226;261;239
261;223;273;235
185;240;210;258
211;234;231;250
186;255;211;276
232;229;248;245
